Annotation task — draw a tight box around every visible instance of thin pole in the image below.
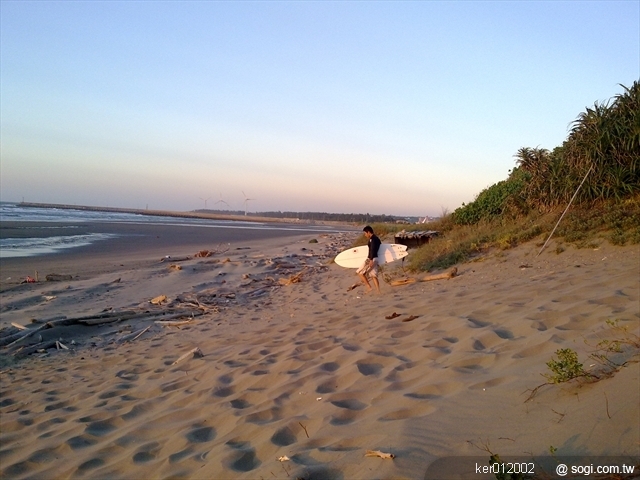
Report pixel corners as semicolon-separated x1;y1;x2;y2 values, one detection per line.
537;165;593;257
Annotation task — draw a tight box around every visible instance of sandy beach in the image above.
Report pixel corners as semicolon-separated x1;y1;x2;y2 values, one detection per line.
0;225;638;479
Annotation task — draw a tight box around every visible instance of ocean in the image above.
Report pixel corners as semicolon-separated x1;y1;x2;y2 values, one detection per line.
0;203;353;259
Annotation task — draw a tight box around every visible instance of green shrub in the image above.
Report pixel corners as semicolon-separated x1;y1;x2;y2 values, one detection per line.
544;349;586;383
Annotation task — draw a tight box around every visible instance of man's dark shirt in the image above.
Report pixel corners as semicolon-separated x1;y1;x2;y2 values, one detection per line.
368;234;381;260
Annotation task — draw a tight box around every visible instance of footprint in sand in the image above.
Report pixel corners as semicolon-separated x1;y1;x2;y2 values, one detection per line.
76;457;105;473
224;439;261;472
132;441;161;463
271;426;297;446
245;407;282;425
85;419;120;437
330;410;358;426
493;328;514;339
230;398;252;409
213;386;235;398
185;425;216;443
356;362;383;376
67;435;98;450
316;380;338;394
467;317;492;328
169;447;195;464
320;362;340;372
330;399;368;411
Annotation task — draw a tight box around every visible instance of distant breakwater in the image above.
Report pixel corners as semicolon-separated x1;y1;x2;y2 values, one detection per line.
18;202;315;225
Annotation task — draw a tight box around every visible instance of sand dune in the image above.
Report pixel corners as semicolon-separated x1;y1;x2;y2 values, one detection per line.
1;233;638;479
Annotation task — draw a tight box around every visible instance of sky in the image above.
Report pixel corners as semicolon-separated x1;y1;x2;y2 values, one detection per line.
1;1;638;217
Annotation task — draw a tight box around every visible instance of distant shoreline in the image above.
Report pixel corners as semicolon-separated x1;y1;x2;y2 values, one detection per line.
18;202;352;226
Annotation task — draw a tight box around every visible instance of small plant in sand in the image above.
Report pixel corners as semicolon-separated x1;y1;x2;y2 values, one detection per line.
527;320;640;401
543;348;587;384
587;319;640;377
526;348;595;401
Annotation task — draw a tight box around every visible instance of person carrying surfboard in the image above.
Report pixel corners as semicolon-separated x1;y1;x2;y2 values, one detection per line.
357;225;382;293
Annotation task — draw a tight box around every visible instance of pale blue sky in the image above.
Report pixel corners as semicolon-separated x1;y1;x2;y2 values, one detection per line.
1;1;638;217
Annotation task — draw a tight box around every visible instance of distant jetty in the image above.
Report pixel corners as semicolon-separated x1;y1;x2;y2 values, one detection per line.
18;202;319;225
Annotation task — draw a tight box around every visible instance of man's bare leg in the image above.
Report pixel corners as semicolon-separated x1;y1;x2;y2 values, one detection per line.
358;272;372;291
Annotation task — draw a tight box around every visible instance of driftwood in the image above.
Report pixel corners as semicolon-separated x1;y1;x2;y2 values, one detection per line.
160;256;191;263
278;269;306;286
171;347;204;365
119;325;151;343
150;295;168;305
1;309;202;349
155;319;194;327
13;340;58;358
365;450;396;459
421;267;457;282
390;278;417;286
45;274;73;282
1;323;50;348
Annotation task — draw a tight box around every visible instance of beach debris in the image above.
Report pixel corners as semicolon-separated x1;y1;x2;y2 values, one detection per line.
111;278;121;283
56;340;69;350
519;264;533;269
347;283;359;292
1;308;203;352
10;322;27;331
12;340;58;358
394;229;439;248
279;270;305;286
160;255;190;263
2;322;50;348
298;422;310;438
155;319;194;327
385;312;401;319
402;315;420;322
277;456;290;462
169;264;182;271
44;295;56;302
120;325;152;343
171;347;204;365
420;267;458;282
150;295;168;305
194;250;213;257
390;278;417;286
365;450;396;460
45;274;73;282
22;276;37;284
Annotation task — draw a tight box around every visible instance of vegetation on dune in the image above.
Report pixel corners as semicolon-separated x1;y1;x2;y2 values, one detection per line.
399;81;640;272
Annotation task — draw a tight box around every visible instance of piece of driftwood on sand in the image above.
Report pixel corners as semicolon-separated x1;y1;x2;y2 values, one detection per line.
12;340;58;358
171;347;204;365
421;267;457;282
119;325;152;343
389;267;457;287
1;308;203;350
365;450;396;459
154;319;195;327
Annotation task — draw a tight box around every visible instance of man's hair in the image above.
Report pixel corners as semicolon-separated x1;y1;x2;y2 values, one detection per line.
363;225;374;234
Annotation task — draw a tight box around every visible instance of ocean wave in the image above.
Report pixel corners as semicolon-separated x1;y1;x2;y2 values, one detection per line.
0;233;119;258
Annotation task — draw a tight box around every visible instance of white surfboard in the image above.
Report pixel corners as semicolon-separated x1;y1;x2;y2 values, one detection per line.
334;243;408;269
